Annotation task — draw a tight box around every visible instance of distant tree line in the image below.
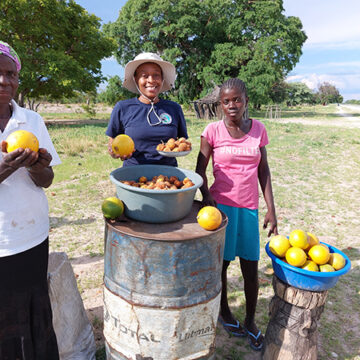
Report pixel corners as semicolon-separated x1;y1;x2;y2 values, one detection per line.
344;99;360;105
271;81;343;106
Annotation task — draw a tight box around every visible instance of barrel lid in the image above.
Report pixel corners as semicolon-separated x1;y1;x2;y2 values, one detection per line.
105;201;228;241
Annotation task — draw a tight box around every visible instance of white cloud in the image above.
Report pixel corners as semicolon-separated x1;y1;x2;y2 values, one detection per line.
286;73;360;100
286;73;341;90
283;0;360;49
304;40;360;51
343;92;360;100
295;61;360;72
102;56;117;62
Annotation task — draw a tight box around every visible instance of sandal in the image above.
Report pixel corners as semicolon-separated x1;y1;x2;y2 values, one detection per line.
245;328;264;351
218;318;246;337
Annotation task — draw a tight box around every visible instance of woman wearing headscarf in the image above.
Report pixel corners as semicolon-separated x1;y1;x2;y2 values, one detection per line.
106;52;188;167
0;41;60;359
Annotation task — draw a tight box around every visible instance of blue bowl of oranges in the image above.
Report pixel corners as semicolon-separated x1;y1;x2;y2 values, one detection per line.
265;230;351;291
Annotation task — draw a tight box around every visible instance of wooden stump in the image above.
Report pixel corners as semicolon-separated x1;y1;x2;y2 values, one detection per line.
262;276;328;360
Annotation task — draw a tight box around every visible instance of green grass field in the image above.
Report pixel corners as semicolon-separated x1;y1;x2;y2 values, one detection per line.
44;105;360;360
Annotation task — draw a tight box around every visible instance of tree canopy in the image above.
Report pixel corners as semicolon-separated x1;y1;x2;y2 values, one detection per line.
0;0;115;107
97;75;133;105
285;82;315;106
105;0;307;106
316;82;343;105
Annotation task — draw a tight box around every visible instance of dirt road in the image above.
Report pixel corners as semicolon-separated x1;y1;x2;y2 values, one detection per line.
276;104;360;128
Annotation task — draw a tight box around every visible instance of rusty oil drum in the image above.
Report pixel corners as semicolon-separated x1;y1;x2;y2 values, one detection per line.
103;201;227;360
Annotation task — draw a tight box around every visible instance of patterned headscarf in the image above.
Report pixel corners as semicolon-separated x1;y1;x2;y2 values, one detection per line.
0;41;21;72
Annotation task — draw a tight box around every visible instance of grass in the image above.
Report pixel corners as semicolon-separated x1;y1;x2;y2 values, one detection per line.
44;104;360;359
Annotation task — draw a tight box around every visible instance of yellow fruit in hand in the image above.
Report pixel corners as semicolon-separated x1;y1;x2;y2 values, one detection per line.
306;232;320;249
112;134;135;157
6;130;39;153
289;229;309;249
319;264;335;272
302;260;319;272
308;244;330;265
101;197;124;219
269;235;291;258
328;253;346;270
285;247;307;267
197;206;222;231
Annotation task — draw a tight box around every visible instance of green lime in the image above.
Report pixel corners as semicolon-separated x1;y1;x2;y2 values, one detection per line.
101;197;124;219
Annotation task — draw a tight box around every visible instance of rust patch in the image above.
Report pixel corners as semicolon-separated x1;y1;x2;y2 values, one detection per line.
190;267;216;276
131;241;151;282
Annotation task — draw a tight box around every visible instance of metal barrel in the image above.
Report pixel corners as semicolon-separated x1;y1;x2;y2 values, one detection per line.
103;201;227;360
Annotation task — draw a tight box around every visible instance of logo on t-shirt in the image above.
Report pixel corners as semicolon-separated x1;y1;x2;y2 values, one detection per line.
160;113;172;124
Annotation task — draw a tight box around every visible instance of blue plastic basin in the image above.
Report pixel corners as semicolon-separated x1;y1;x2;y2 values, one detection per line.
110;165;203;223
265;241;351;291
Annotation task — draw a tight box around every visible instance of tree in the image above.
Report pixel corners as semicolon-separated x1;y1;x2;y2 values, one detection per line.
97;76;133;105
270;80;289;104
105;0;306;105
285;82;315;106
0;0;115;108
316;82;343;105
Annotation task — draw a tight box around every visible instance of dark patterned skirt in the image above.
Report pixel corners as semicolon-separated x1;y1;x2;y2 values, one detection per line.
0;239;59;360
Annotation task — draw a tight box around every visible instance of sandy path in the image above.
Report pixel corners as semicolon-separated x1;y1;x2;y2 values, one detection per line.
275;104;360;128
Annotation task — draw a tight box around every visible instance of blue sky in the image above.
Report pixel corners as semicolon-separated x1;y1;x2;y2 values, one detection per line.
76;0;360;101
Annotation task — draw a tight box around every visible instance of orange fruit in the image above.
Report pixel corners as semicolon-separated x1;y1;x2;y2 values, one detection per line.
289;229;309;249
319;264;335;272
302;260;319;272
6;130;39;153
101;197;124;219
112;134;135;157
197;206;222;231
306;232;320;249
308;245;330;265
328;253;346;270
269;235;291;258
285;247;307;267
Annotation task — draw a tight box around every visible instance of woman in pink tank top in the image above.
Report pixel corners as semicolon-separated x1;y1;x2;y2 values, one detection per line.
196;78;278;351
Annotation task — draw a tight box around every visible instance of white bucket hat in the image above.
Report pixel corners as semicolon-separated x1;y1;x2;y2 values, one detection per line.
123;52;176;94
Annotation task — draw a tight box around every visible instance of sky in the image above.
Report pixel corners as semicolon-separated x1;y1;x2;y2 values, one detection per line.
76;0;360;101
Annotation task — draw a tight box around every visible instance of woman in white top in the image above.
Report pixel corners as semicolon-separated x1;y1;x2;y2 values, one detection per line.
0;41;60;359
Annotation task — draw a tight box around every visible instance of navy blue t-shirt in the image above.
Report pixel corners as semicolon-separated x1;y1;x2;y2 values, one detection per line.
106;97;188;166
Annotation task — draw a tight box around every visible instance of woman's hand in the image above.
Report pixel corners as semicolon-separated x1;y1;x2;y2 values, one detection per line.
1;140;39;169
107;138;134;161
263;209;278;237
27;148;52;173
201;193;217;207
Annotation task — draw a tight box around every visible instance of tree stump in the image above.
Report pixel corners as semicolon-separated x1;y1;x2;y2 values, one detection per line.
262;276;328;360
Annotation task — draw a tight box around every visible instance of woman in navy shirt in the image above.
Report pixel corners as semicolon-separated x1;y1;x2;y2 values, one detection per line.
106;53;188;167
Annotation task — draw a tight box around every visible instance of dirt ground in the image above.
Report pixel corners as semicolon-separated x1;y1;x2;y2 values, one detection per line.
38;102;113;114
276;104;360;128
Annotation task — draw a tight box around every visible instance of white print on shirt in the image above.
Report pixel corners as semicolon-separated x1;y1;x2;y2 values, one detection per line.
220;146;260;156
160;113;172;124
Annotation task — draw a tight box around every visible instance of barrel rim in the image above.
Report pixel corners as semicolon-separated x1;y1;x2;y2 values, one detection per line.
105;200;228;242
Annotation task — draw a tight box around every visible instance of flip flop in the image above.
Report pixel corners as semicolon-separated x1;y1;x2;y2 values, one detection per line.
218;318;246;337
245;328;263;351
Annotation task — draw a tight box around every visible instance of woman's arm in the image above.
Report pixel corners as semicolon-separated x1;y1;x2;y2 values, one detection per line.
258;146;278;236
195;136;216;206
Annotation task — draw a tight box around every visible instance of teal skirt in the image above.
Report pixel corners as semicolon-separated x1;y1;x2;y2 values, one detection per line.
217;204;260;261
